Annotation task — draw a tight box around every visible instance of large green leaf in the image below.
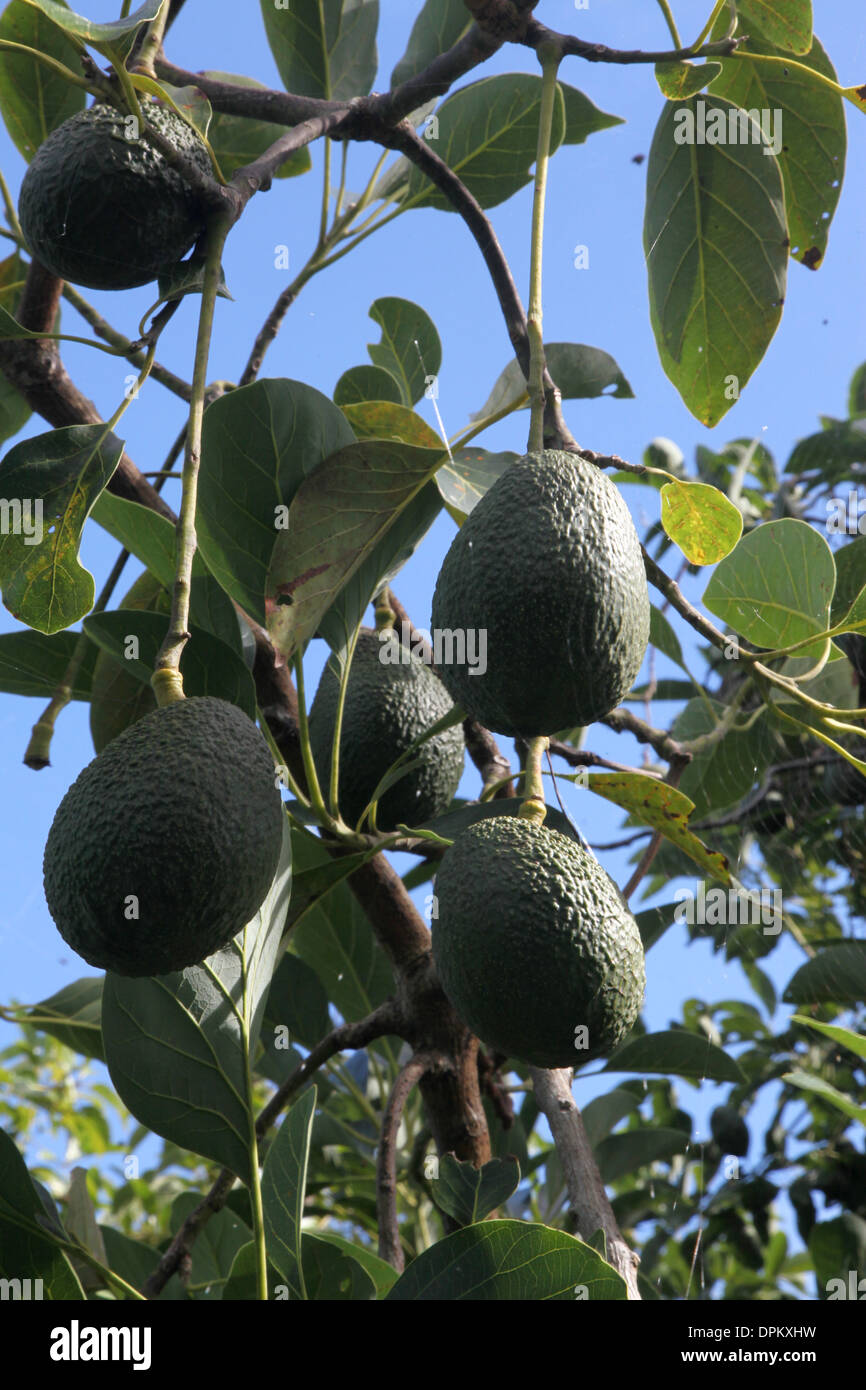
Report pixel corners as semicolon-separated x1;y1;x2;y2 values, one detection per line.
202;71;311;180
333;364;402;407
0;0;86;159
436;447;518;523
26;977;103;1062
703;518;835;656
0;424;124;633
710;33;845;268
784;1072;866;1129
0;1129;84;1298
403;73;566;212
301;1233;376;1300
366;297;442;407
390;0;470;87
0;253;33;446
603;1030;745;1081
261;1087;317;1298
259;0;379;100
386;1220;627;1300
0;628;97;697
312;1231;398;1297
102;822;292;1184
785;421;866;483
429;1154;520;1227
558;81;623;144
197;379;355;626
595;1127;690;1183
670;698;770;819
644;96;787;426
19;0;162;52
262;951;331;1051
736;0;813;55
471;342;633;423
783;942;866;1005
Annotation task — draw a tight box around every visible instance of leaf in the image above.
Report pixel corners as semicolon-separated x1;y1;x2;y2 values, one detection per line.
429;1154;520;1227
340;400;443;448
197;378;356;625
26;977;104;1063
0;1129;84;1297
603;1030;745;1081
595;1127;690;1182
848;362;866;418
259;0;379;101
19;0;163;51
154;257;233;311
436;448;519;523
386;1220;627;1300
670;698;770;819
783;1072;866;1129
390;0;470;87
222;1241;282;1300
655;61;723;101
557;81;622;144
472;342;633;422
580;1088;641;1148
98;1227;186;1300
311;1231;398;1297
644;97;787;426
403;73;566;212
735;0;813;55
83;610;256;718
634;903;679;952
809;1214;866;1297
783;942;866;1005
660;480;743;564
261;1087;317;1298
702;518;835;656
648;604;688;671
301;1232;376;1300
202;71;311;179
0;424;124;633
0;628;97;697
333;365;402;407
831;536;866;629
710;33;845;269
101;822;292;1184
169;1193;252;1299
263;951;331;1050
0;0;86;159
790;1015;866;1062
65;1167;107;1271
586;772;732;883
785;421;866;482
266;438;444;660
418;797;581;846
366;296;442;407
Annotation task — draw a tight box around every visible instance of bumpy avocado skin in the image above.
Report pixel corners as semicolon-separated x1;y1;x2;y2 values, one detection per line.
19;103;212;290
89;572;171;754
308;630;464;832
44;697;284;977
431;816;645;1068
430;451;650;736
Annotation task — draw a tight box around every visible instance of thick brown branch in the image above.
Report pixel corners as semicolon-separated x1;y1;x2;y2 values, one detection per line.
377;1052;438;1270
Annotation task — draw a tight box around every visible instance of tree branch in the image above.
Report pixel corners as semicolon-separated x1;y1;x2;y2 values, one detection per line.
377;1052;439;1270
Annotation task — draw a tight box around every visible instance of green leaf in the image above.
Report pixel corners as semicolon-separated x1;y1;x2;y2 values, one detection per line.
790;1015;866;1062
167;1193;251;1300
436;447;519;523
26;977;103;1062
0;253;41;445
266;438;444;660
0;0;86;160
333;365;402;407
660;480;743;564
710;33;845;269
595;1127;690;1183
263;951;331;1050
735;0;813;55
340;399;442;448
302;1232;376;1300
197;378;356;625
101;822;292;1183
98;1227;186;1300
472;342;633;422
391;0;470;87
386;1220;627;1300
671;698;770;819
581;1088;641;1148
83;610;256;718
655;60;723;101
848;362;866;418
259;0;378;100
19;0;163;51
419;797;579;846
783;1072;866;1129
649;604;688;671
785;421;866;482
0;1129;84;1297
634;903;679;952
644;96;787;426
222;1240;282;1300
429;1154;520;1226
809;1215;866;1298
702;518;835;656
0;628;97;697
202;71;311;179
261;1087;317;1298
366;296;442;407
604;1030;746;1081
557;81;622;144
586;772;732;883
783;942;866;1005
830;536;866;629
403;73;566;212
0;424;124;633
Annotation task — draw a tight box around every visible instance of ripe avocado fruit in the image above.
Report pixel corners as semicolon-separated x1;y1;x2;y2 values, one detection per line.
19;102;212;291
710;1105;749;1157
431;816;645;1068
89;571;171;753
43;697;284;977
308;629;464;832
430;450;650;736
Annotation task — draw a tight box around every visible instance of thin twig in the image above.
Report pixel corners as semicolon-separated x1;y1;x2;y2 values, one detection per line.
377;1053;437;1271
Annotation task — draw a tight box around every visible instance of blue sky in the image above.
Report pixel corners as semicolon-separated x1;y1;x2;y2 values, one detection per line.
0;0;864;1176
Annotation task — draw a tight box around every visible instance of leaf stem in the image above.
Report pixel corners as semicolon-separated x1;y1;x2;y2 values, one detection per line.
656;0;683;48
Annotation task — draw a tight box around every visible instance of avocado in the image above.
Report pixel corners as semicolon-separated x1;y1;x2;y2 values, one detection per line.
430;450;650;736
43;697;284;976
19;102;212;290
431;815;645;1068
89;572;171;753
710;1105;749;1157
308;629;464;831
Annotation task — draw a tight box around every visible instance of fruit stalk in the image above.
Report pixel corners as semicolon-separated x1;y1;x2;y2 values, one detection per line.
527;41;561;455
518;735;549;825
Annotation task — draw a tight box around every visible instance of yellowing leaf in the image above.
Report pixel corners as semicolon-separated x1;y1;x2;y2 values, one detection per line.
661;480;743;564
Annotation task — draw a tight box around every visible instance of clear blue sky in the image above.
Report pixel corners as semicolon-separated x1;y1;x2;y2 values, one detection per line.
1;1;864;1155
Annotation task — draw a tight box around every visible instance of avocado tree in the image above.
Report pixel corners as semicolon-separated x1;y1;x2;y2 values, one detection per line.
0;0;864;1306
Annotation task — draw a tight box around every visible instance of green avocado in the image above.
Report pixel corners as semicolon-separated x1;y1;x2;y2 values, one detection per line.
430;450;650;736
89;571;171;754
710;1105;749;1157
431;816;645;1068
43;697;284;977
19;102;212;290
308;629;465;832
